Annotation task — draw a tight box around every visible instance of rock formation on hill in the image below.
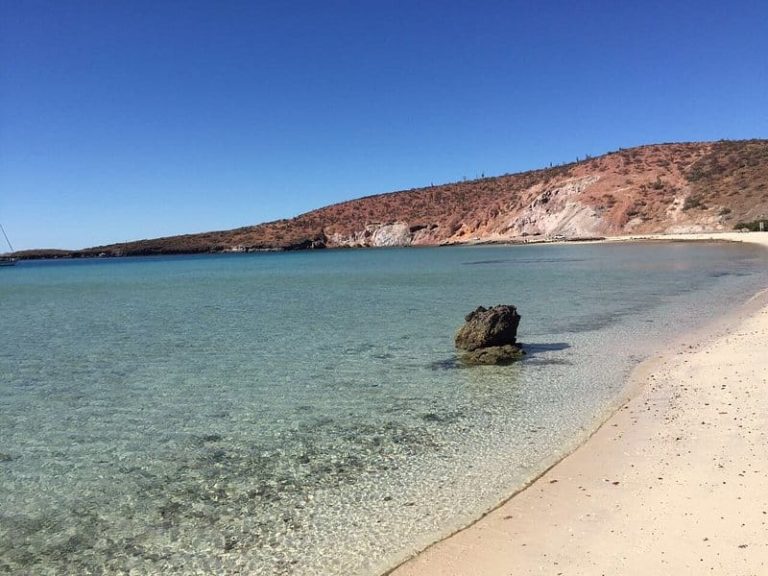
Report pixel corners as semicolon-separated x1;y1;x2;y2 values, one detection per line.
15;139;768;258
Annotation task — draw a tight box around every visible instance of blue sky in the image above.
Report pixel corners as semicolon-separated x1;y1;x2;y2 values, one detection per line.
2;1;767;250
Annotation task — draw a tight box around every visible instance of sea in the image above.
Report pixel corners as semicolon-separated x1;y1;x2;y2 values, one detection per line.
1;241;767;575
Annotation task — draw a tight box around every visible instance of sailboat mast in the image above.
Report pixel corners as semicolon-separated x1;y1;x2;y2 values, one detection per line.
0;223;14;253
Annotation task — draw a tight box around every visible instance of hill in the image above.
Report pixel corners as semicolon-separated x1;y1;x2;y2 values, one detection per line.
18;139;768;258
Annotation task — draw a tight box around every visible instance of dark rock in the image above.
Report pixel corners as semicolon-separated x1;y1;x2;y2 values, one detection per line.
454;305;524;365
455;305;521;351
459;344;525;365
285;236;326;250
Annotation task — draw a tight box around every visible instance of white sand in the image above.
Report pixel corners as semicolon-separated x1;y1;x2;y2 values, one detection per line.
389;232;768;576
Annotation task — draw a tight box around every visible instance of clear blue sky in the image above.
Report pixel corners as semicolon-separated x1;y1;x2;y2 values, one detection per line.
2;0;767;250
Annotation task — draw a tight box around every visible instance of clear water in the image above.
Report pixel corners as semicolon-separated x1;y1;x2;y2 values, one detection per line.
1;242;766;575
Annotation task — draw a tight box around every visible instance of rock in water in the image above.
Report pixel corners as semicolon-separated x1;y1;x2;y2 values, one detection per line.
460;344;525;365
455;305;524;365
455;305;521;351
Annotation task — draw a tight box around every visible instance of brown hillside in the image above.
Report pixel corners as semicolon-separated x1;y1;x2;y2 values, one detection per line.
36;139;768;257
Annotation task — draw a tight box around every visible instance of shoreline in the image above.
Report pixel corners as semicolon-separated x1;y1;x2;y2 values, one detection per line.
386;232;768;576
9;230;757;261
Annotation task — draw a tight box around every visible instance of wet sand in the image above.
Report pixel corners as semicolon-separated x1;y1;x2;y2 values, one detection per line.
389;232;768;576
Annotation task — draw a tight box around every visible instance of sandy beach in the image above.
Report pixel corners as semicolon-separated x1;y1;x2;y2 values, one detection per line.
389;232;768;576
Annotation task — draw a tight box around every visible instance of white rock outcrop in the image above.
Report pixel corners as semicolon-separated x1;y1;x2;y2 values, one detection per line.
503;176;603;237
371;223;412;247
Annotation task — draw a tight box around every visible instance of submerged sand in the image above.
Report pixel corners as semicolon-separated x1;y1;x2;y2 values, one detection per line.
389;232;768;576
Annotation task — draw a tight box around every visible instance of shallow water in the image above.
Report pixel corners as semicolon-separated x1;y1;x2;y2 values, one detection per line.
1;242;766;575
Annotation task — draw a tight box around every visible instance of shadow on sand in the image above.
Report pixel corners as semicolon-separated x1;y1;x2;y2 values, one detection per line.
520;342;572;366
522;342;571;355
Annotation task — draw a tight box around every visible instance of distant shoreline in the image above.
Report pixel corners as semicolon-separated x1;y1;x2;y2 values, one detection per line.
10;230;763;262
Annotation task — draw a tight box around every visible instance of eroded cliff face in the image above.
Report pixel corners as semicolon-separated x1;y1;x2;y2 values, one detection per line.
325;177;609;247
328;223;446;247
77;140;768;256
501;176;604;238
329;223;414;247
314;141;767;248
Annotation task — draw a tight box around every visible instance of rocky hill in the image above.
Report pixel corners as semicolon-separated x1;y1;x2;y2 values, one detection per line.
18;139;768;257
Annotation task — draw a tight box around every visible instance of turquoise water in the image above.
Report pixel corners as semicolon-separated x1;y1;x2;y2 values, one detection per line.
1;243;767;575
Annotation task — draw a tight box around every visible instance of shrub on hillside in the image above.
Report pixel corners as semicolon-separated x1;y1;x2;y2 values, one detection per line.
682;195;706;210
734;220;767;231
